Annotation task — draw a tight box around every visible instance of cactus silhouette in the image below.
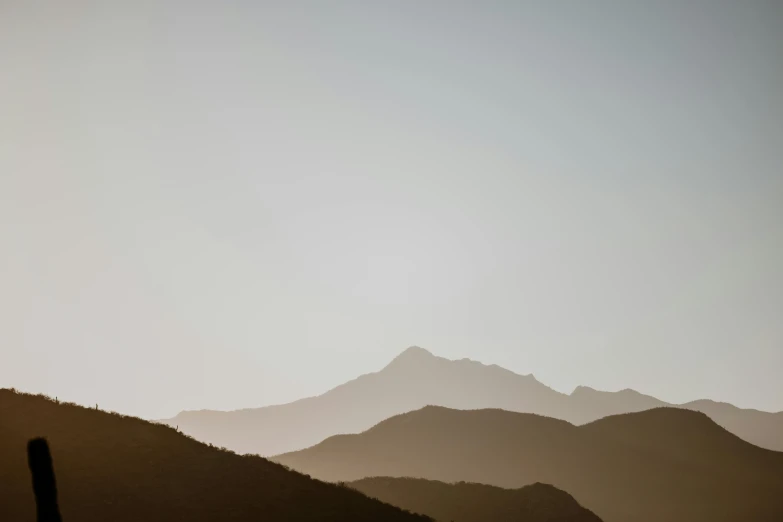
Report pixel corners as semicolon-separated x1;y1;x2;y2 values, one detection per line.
27;438;63;522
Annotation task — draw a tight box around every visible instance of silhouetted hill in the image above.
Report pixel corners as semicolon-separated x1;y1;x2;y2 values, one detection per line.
349;477;603;522
0;389;431;522
568;387;783;451
274;406;783;522
678;399;783;453
162;347;783;455
567;386;666;423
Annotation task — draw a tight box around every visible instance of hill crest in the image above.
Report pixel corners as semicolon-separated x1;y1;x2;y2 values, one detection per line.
0;388;432;522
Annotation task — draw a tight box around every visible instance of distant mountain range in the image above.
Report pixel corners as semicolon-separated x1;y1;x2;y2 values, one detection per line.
0;389;432;522
162;346;783;455
275;406;783;522
349;478;603;522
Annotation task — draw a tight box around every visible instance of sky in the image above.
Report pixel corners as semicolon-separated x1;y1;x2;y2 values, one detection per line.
1;1;782;419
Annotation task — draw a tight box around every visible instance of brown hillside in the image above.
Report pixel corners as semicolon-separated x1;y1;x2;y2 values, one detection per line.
0;389;431;522
275;406;783;522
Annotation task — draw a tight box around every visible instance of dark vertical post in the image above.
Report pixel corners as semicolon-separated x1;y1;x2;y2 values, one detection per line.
27;438;63;522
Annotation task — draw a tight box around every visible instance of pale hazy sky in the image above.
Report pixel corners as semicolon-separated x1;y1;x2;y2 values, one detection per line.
2;1;782;419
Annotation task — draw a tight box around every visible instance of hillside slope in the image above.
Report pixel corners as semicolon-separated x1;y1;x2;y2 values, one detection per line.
275;406;783;522
162;347;783;455
0;389;431;522
350;477;603;522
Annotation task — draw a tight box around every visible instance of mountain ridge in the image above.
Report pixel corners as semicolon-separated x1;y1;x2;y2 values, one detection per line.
162;346;783;455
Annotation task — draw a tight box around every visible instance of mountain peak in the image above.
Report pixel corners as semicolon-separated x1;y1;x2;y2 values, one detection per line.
401;345;433;356
385;346;435;367
571;385;597;395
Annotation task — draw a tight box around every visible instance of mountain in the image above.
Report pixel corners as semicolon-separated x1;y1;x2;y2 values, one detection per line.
274;406;783;522
161;346;570;456
349;477;603;522
162;346;783;455
0;389;431;522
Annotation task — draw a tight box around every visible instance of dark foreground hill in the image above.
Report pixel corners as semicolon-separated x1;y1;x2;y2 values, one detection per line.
0;389;431;522
275;406;783;522
162;347;783;455
349;477;603;522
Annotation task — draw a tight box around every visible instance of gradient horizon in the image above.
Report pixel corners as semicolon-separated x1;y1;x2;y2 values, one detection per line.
2;1;782;419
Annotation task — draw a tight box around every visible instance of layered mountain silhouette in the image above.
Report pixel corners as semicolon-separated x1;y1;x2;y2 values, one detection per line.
349;477;603;522
274;406;783;522
162;346;783;455
0;389;432;522
569;386;783;450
